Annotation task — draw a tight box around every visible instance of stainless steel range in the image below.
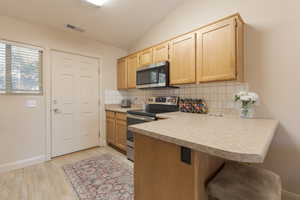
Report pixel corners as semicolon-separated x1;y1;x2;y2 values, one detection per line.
126;96;179;161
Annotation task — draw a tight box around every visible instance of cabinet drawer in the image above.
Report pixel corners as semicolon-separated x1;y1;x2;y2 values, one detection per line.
106;111;115;119
116;112;127;121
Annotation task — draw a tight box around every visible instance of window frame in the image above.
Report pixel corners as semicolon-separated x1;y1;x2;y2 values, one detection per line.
0;40;43;95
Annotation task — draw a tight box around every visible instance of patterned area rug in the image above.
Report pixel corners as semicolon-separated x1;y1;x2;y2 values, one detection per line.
63;154;133;200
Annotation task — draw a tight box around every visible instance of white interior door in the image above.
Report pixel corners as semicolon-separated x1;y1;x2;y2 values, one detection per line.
51;51;100;157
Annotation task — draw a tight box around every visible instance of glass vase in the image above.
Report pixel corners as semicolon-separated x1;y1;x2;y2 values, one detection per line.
240;103;254;119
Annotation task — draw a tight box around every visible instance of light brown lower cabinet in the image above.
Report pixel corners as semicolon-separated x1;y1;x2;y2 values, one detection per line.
115;120;127;151
134;134;224;200
106;117;116;144
106;111;127;152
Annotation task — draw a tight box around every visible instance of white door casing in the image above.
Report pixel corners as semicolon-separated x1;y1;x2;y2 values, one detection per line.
51;51;100;157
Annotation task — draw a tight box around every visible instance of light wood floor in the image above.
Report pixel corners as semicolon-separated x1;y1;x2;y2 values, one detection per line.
0;146;131;200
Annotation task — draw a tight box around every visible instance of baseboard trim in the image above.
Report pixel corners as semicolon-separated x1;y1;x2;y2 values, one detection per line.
0;155;46;174
283;190;300;200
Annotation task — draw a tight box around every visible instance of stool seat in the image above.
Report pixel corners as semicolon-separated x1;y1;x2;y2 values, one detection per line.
207;162;282;200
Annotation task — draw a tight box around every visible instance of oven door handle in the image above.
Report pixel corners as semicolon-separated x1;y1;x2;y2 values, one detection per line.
127;114;156;122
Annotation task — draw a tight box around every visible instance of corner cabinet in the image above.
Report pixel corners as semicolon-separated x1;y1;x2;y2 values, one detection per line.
170;32;196;85
197;16;244;82
127;53;139;89
117;58;127;90
106;111;127;152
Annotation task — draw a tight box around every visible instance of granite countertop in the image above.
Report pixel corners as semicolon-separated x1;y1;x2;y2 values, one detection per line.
129;112;279;163
105;104;142;113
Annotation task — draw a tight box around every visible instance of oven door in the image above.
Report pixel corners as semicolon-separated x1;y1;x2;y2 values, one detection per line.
136;62;169;88
127;114;156;161
127;114;156;144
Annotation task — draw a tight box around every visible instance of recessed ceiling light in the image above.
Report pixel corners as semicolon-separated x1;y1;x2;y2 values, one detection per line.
85;0;107;7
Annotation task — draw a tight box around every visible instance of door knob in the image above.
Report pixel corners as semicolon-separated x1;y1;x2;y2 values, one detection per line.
53;108;61;113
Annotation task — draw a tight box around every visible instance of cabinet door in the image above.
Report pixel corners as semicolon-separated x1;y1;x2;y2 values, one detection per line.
127;54;139;88
170;33;196;85
115;119;127;151
139;48;153;67
134;134;197;200
106;117;115;145
116;112;127;121
153;42;169;63
117;58;127;89
197;18;237;82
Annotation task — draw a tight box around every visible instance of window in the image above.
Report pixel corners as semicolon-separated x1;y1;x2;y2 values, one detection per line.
0;43;5;91
0;41;43;94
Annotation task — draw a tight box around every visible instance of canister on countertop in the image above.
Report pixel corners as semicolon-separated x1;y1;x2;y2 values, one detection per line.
179;98;208;114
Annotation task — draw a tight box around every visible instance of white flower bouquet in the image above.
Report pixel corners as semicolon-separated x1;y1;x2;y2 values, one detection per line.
234;91;259;118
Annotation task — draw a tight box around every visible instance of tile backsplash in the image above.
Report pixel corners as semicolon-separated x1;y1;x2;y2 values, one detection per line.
104;90;126;105
105;81;248;115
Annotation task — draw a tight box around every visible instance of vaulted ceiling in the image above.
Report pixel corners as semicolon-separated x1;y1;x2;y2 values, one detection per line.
0;0;186;49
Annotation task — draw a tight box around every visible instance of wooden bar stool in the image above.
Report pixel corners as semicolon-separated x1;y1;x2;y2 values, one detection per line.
207;162;282;200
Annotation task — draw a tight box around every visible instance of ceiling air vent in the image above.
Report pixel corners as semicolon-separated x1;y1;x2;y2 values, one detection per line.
65;24;85;33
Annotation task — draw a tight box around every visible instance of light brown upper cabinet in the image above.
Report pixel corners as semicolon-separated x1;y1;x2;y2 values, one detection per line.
117;58;127;90
153;42;169;63
170;32;196;85
117;14;244;89
197;16;244;82
127;53;139;88
139;48;153;67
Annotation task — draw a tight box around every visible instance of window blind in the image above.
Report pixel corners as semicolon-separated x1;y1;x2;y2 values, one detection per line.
0;43;5;92
0;41;43;94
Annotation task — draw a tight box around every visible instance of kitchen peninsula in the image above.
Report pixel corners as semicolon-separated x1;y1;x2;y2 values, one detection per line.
129;112;279;200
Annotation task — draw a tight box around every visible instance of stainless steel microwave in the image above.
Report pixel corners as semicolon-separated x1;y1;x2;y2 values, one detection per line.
136;61;169;89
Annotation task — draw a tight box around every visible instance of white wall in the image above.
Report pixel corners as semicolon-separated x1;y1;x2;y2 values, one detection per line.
0;16;127;169
130;0;300;194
